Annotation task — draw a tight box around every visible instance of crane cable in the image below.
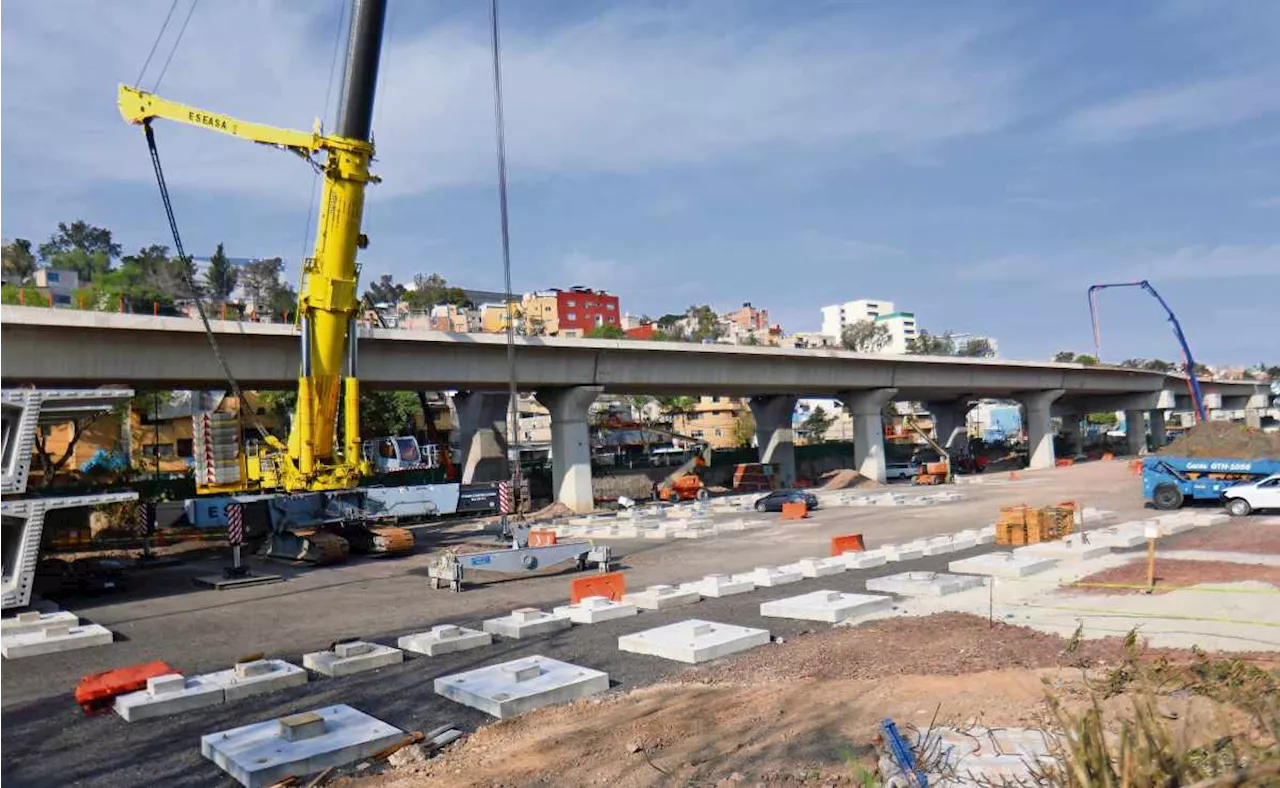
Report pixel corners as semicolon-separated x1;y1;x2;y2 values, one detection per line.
142;121;271;441
490;0;524;515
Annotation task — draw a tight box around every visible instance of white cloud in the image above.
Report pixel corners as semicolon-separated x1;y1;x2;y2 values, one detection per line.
1137;244;1280;280
799;232;904;263
1062;70;1280;143
1;1;1024;205
1252;196;1280;208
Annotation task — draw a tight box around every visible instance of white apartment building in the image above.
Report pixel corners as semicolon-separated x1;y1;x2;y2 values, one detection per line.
820;298;917;354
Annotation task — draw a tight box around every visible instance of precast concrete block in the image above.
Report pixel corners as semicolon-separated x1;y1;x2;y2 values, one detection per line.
1;622;112;658
866;571;985;597
841;550;889;570
923;537;963;556
0;610;79;637
954;528;996;546
735;566;803;587
303;641;403;677
881;543;925;562
434;655;609;719
398;625;492;657
679;574;755;597
760;590;892;623
1192;513;1230;527
618;619;770;664
552;596;639;624
114;673;224;721
483;608;572;639
948;552;1058;578
202;704;405;787
1015;535;1112;561
1087;527;1147;549
622;584;702;610
785;557;846;578
672;526;717;540
201;659;307;702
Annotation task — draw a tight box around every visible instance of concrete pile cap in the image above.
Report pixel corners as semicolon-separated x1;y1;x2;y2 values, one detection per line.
483;607;572;638
114;672;225;722
790;557;846;577
760;590;892;623
303;641;403;677
681;574;755;597
201;658;307;702
434;655;609;719
1;610;79;636
553;596;639;624
866;570;985;597
398;625;491;656
201;704;405;788
618;619;771;664
948;551;1058;578
747;566;803;586
1;622;113;658
841;550;889;569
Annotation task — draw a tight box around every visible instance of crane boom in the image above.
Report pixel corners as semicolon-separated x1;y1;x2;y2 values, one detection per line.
118;0;389;493
1087;280;1208;422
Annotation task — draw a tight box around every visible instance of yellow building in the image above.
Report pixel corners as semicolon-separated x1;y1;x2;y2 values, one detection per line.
520;291;559;335
479;302;521;333
670;396;751;450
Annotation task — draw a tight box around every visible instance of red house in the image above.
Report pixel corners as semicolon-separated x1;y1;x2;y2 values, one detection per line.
556;286;620;335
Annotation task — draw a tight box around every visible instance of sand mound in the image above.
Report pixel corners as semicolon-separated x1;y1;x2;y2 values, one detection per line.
1157;420;1280;459
819;468;882;490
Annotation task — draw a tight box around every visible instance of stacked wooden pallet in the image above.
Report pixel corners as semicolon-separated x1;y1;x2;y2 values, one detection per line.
994;504;1075;546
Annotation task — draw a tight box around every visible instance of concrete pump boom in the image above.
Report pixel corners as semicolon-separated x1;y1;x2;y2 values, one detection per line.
117;0;389;493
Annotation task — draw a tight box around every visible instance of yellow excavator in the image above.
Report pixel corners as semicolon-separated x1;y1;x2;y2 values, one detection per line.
117;0;411;561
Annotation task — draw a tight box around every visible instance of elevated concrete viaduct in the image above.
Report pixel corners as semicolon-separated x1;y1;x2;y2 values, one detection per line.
2;307;1269;511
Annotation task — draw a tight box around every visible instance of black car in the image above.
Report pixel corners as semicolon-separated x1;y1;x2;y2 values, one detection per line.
753;489;819;512
33;557;127;597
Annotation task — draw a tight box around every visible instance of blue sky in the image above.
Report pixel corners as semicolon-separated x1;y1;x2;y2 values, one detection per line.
3;0;1277;364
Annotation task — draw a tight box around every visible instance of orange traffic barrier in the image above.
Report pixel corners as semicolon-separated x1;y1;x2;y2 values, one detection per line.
780;502;808;520
1057;500;1077;511
528;530;557;547
1055;458;1075;467
1101;451;1115;461
1128;459;1143;475
75;660;175;715
830;533;865;556
570;571;627;603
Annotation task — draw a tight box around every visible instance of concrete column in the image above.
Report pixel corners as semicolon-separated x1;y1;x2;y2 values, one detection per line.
925;400;973;454
1246;409;1263;429
842;388;898;483
452;391;510;484
748;395;798;486
535;386;602;513
1021;390;1064;470
1123;409;1145;455
1150;409;1167;448
1061;414;1084;458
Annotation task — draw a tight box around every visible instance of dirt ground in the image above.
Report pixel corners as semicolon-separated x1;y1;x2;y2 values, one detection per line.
1168;521;1280;554
346;614;1272;788
1074;558;1280;595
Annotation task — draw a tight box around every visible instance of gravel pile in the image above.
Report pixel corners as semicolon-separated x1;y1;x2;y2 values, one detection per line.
1158;421;1280;459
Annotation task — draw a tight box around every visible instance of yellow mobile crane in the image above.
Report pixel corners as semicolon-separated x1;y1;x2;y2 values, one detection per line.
118;0;412;560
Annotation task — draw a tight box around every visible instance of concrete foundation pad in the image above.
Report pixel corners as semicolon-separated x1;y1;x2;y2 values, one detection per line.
114;673;224;721
623;584;702;610
618;619;771;664
398;625;492;656
1088;527;1148;549
866;571;985;597
1158;520;1196;535
201;659;308;702
948;552;1059;578
553;596;639;624
483;608;572;639
760;590;892;623
1015;537;1112;561
202;704;405;787
1;610;79;637
303;641;403;677
1192;513;1230;527
192;573;284;591
784;557;846;578
923;537;968;556
680;574;755;597
736;566;803;587
434;655;609;719
1;623;112;658
841;551;889;570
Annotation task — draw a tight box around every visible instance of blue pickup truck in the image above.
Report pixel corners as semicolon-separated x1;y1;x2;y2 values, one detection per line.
1142;455;1280;510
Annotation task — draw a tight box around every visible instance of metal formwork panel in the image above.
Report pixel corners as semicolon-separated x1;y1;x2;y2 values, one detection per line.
2;388;134;496
1;491;137;611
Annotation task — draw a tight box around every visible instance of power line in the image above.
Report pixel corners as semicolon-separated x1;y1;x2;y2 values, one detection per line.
152;0;201;92
135;0;181;88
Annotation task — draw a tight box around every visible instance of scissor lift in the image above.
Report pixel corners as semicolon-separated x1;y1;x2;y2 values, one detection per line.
2;389;139;610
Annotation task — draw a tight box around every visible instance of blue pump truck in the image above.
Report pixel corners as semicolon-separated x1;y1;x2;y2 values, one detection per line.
1142;455;1280;510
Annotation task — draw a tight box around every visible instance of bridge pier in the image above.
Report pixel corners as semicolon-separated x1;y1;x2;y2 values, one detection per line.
925;399;973;454
1123;409;1146;455
535;385;602;514
842;388;897;483
1021;389;1064;470
748;395;798;486
1150;409;1167;448
452;391;510;484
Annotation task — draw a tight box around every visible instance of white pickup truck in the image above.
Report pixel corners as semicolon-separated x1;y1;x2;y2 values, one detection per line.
1222;473;1280;516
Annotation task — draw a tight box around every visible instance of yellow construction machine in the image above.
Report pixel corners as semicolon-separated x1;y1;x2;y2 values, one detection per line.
902;413;953;485
117;0;411;561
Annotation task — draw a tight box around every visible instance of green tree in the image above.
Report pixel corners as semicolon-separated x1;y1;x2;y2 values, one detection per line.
1;284;51;306
586;323;626;339
38;221;120;282
359;391;420;437
1143;359;1175;373
657;395;696;421
841;320;890;352
1086;412;1118;425
1053;351;1077;363
363;273;405;305
1119;358;1147;369
2;239;38;283
405;272;470;311
1075;354;1099;366
205;243;238;300
800;405;836;443
731;409;757;448
907;330;956;356
687;305;723;342
956;338;995;358
743;332;760;346
237;257;295;317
